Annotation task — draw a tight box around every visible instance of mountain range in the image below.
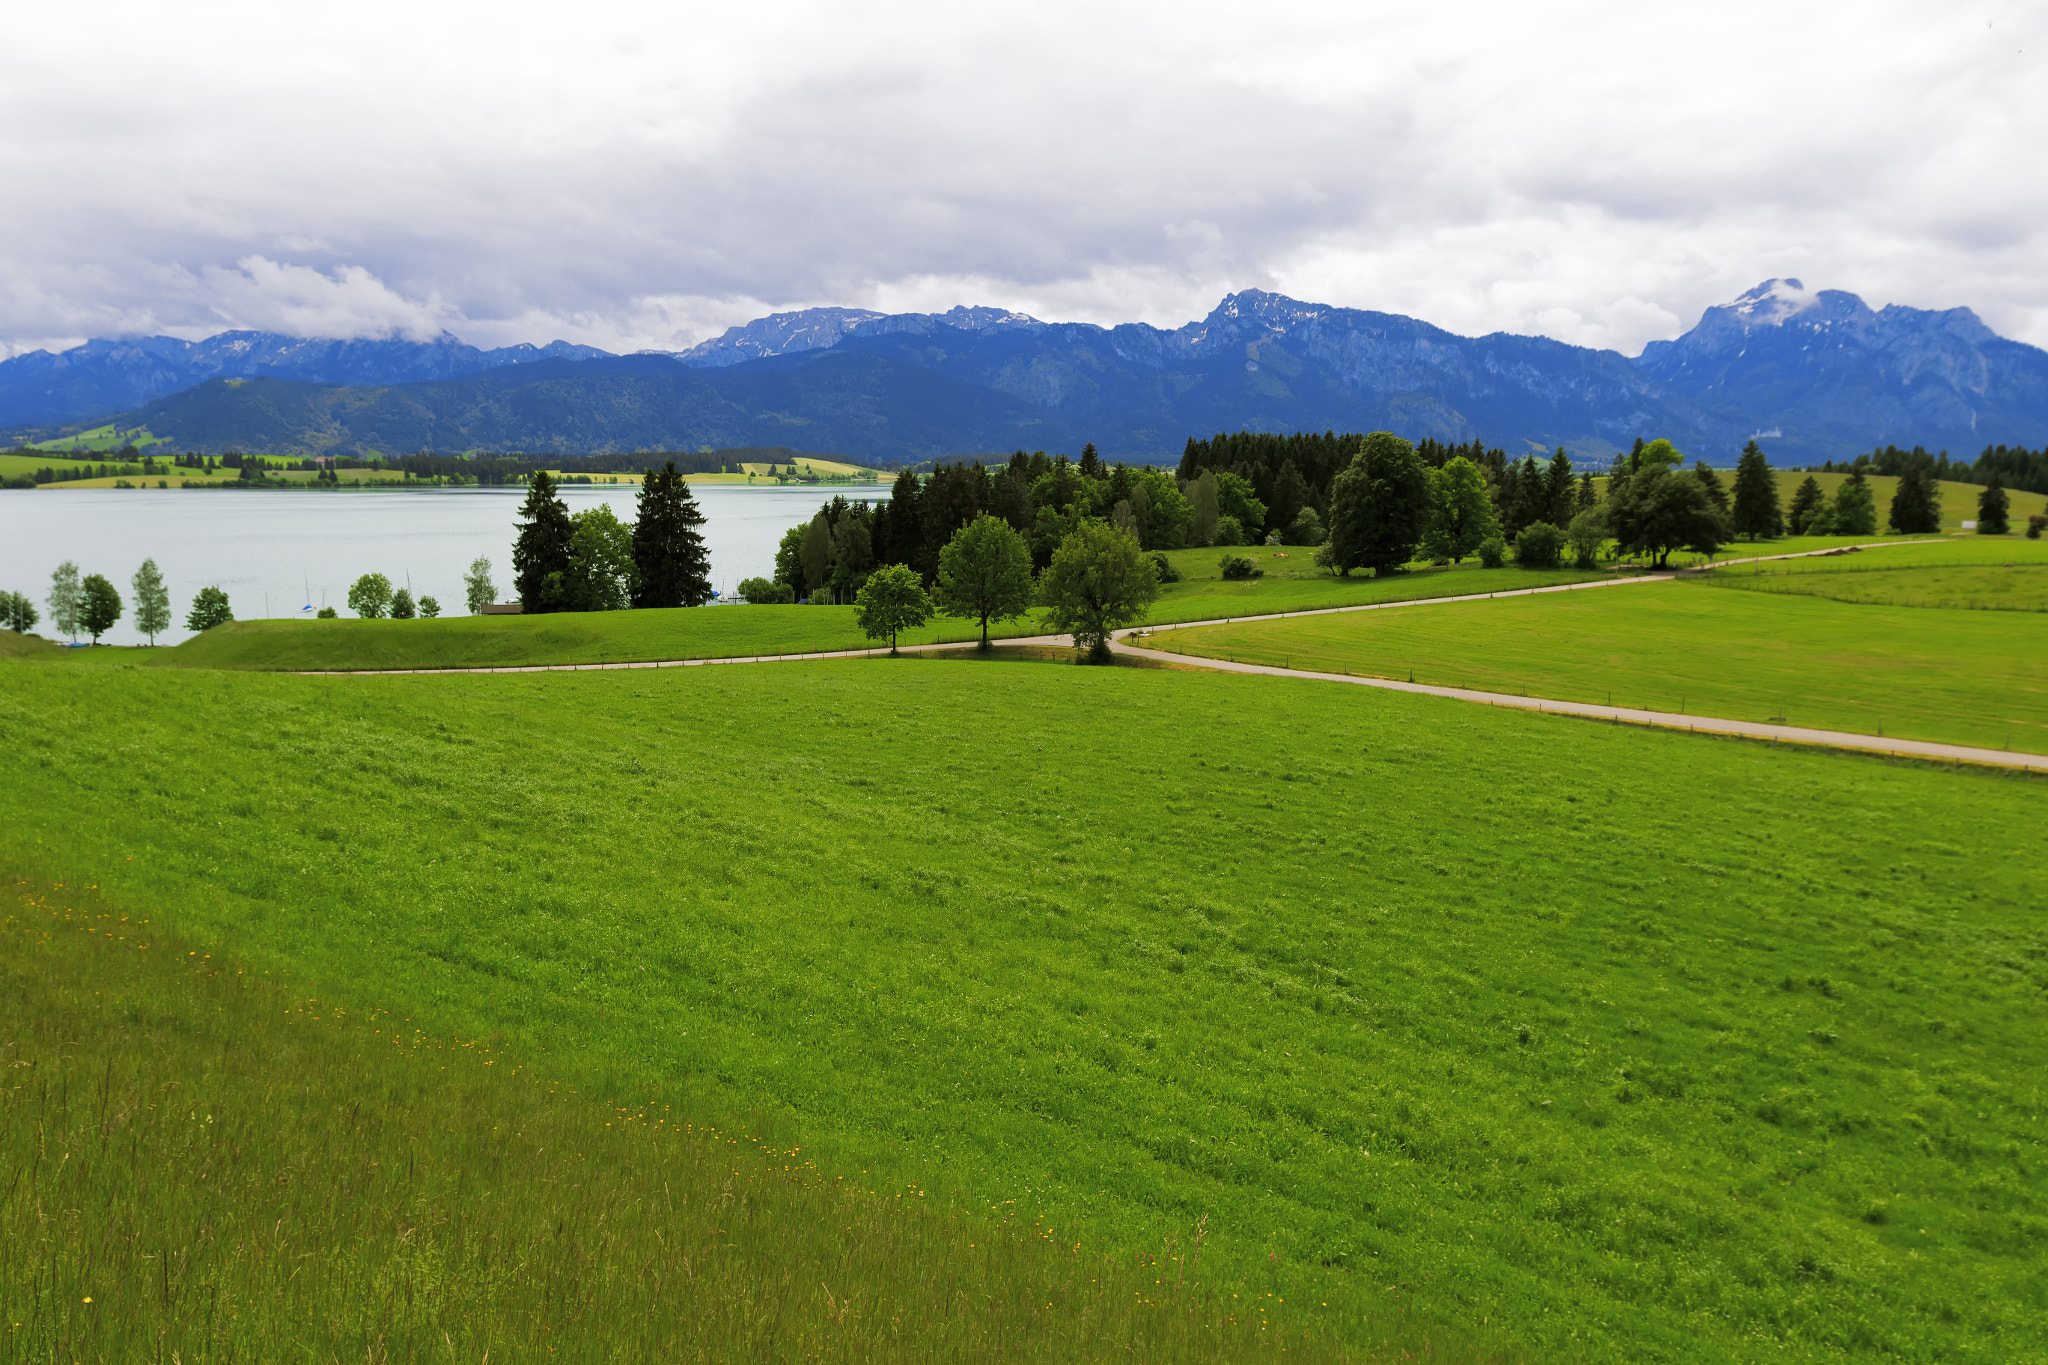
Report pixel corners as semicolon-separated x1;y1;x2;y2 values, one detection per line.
4;280;2044;465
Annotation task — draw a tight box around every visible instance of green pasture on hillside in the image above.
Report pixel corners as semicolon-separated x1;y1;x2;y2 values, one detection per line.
148;562;1619;672
1762;471;2047;534
1704;537;2048;612
1157;578;2048;754
2;654;2043;1362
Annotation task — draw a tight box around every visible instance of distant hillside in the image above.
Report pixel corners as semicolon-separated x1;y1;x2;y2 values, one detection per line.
0;330;609;429
9;281;2048;462
1637;279;2048;462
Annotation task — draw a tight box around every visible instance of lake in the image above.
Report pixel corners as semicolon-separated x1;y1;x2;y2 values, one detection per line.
0;484;867;646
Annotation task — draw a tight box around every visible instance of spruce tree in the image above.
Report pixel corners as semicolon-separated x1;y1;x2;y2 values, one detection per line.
630;460;712;608
1887;464;1942;534
1977;471;2010;534
512;472;575;612
1694;461;1731;515
1730;440;1784;540
1788;476;1825;534
1833;471;1878;535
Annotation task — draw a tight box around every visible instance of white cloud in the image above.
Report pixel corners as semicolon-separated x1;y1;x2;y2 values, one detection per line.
0;0;2044;355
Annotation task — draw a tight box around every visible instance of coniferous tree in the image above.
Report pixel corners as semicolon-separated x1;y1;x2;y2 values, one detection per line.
1730;441;1784;540
1543;449;1576;526
2;590;39;634
1577;471;1598;514
1887;463;1942;534
1078;442;1105;480
1832;470;1878;535
131;557;172;644
1977;471;2010;534
1788;476;1826;534
1694;461;1731;516
512;472;575;612
630;460;712;607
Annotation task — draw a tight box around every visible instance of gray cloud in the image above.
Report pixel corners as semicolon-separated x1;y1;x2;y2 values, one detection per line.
3;0;2044;358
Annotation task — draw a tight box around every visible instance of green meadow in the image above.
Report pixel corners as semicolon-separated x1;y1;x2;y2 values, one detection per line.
2;652;2043;1362
3;886;1345;1364
1158;576;2048;753
1704;536;2048;612
141;536;1924;675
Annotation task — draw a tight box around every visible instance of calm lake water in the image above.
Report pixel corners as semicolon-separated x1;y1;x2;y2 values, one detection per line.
0;484;867;646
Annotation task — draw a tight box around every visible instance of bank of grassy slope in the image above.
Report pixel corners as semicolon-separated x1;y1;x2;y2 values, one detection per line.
1704;537;2048;612
2;656;2040;1362
3;889;1370;1364
1160;577;2048;753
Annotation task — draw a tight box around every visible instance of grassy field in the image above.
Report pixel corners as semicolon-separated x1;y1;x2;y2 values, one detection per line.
1155;578;2048;753
1760;471;2048;534
3;886;1369;1363
129;540;1926;674
1704;537;2048;612
2;654;2043;1362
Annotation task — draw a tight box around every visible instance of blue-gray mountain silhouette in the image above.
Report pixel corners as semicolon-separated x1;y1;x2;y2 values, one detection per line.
5;282;2044;462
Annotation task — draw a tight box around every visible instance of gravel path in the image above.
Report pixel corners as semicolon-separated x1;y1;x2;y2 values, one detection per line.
302;536;2042;771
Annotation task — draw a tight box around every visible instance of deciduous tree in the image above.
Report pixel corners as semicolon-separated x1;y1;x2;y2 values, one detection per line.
563;504;637;611
80;573;121;643
853;562;932;654
1327;432;1432;576
47;560;81;641
348;573;394;618
1040;519;1159;664
463;557;498;614
131;558;171;644
2;590;39;634
1419;456;1498;563
1606;464;1728;567
186;586;233;631
935;513;1034;650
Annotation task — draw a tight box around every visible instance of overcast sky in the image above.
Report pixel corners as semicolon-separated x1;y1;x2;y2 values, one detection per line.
3;0;2042;358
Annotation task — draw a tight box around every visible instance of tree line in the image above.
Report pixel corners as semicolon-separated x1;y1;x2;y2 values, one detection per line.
2;559;228;644
510;461;713;612
1812;443;2048;498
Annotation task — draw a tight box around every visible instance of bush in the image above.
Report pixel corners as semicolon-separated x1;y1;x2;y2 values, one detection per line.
1477;535;1506;568
1151;553;1183;584
737;577;795;604
2028;514;2045;541
1214;515;1246;547
1514;522;1565;569
1218;554;1263;581
316;606;338;619
1263;531;1282;546
1287;508;1327;546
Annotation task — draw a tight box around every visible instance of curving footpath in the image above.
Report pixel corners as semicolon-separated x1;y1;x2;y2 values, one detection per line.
299;536;2045;773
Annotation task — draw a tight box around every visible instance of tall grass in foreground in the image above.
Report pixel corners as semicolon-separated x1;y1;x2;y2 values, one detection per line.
0;885;1475;1363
